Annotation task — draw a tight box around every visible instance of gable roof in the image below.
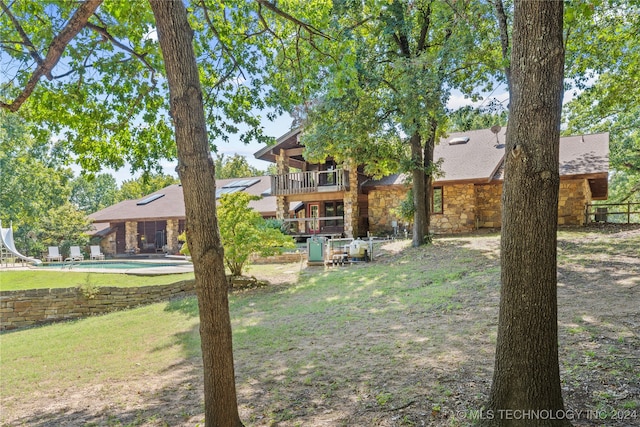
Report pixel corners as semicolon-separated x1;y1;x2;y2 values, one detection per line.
89;176;284;224
254;128;302;164
362;129;609;197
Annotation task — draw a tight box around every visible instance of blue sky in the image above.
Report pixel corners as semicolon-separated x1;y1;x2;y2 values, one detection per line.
106;86;512;184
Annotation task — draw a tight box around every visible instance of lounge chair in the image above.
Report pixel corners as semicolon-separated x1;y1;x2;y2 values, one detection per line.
90;245;105;260
70;246;84;261
46;246;63;262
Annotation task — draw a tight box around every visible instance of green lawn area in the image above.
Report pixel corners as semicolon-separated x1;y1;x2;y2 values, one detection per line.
1;228;638;426
0;270;195;291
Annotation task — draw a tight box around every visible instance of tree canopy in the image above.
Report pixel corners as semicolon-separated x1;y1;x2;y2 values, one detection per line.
563;0;640;202
259;0;503;245
214;153;264;179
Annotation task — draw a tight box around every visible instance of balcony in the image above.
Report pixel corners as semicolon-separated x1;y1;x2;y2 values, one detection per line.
282;216;345;237
271;169;348;196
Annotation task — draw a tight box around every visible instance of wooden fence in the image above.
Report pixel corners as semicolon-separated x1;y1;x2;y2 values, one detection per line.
585;202;640;224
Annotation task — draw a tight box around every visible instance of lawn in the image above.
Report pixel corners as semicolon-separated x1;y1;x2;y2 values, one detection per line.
1;226;638;426
0;270;196;291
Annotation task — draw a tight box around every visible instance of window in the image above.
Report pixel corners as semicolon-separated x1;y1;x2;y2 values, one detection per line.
432;187;443;214
325;201;344;226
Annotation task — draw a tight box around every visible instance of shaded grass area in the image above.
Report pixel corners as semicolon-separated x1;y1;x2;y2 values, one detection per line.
0;270;195;291
1;229;639;426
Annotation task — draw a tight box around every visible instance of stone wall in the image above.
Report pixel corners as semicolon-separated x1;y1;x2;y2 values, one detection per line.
367;187;410;236
364;178;592;236
431;184;476;233
250;252;305;264
0;281;195;331
475;183;502;228
559;178;592;225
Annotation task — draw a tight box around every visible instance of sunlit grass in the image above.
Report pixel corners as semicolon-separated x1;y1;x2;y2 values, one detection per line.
0;270;195;291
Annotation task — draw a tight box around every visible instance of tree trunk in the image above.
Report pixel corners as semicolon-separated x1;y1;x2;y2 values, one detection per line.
411;132;428;247
148;1;243;426
487;1;569;426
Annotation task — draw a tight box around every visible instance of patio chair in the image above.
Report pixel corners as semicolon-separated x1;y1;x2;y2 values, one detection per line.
90;245;105;260
46;246;63;262
69;246;84;261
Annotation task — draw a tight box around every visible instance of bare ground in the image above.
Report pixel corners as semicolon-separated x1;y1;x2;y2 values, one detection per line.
2;225;639;427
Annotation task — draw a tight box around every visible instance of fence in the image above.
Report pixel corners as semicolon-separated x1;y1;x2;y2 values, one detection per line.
585;202;640;224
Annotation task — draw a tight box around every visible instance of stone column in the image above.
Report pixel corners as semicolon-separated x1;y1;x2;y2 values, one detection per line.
166;219;180;253
125;221;139;253
343;162;359;238
275;148;289;220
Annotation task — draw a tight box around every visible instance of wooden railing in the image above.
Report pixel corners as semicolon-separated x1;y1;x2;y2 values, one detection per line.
282;216;344;235
585;202;640;224
271;169;347;196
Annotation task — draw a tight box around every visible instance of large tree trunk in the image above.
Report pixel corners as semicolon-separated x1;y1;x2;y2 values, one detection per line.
411;132;429;247
149;2;243;426
487;1;569;426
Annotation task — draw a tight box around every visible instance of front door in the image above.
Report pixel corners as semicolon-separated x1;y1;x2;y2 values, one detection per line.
308;203;320;233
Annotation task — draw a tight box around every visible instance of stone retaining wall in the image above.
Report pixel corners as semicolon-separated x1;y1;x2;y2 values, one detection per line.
250;252;305;264
0;280;195;331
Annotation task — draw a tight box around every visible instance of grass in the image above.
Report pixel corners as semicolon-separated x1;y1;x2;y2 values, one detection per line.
1;227;639;426
0;270;196;291
1;303;200;399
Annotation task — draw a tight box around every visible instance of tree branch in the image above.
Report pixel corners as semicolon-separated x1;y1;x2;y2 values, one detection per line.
85;21;156;80
492;0;511;91
1;0;104;112
255;0;333;40
0;0;52;80
416;1;432;53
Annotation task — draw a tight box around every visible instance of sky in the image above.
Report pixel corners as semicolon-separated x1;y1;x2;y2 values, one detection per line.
106;87;511;185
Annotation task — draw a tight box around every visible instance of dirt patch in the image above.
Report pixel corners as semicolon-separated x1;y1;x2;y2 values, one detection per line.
2;228;639;427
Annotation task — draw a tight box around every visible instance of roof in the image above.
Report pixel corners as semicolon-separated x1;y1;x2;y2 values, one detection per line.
89;176;284;224
363;129;609;191
254;128;302;164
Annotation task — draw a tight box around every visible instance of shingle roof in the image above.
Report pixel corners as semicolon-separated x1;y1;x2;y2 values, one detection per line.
364;129;609;187
89;176;279;223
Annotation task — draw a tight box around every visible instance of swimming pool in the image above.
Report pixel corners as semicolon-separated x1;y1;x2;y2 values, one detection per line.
38;260;193;273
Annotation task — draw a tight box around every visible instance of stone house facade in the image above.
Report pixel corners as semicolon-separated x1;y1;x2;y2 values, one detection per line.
257;127;608;237
364;129;608;235
90;128;608;252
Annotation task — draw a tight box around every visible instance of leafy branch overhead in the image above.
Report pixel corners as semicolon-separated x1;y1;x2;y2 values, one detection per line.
0;0;284;175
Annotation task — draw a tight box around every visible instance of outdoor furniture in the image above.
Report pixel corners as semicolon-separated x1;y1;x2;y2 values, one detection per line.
46;246;63;262
90;245;105;260
69;246;84;261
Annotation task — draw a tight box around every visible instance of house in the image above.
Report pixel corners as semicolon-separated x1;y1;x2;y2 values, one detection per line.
255;127;609;237
91;127;609;255
89;176;295;256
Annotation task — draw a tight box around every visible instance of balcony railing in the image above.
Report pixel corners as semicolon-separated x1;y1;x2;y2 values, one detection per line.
271;169;347;196
282;216;344;235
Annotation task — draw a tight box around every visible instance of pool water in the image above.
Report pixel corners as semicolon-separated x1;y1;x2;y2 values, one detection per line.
39;261;190;270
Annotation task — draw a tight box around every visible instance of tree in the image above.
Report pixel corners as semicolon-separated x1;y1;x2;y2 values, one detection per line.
487;1;571;425
39;202;93;256
447;105;508;133
0;109;74;252
217;192;294;277
1;1;280;425
563;0;640;201
214;153;263;179
70;173;118;213
117;173;180;201
261;0;502;246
